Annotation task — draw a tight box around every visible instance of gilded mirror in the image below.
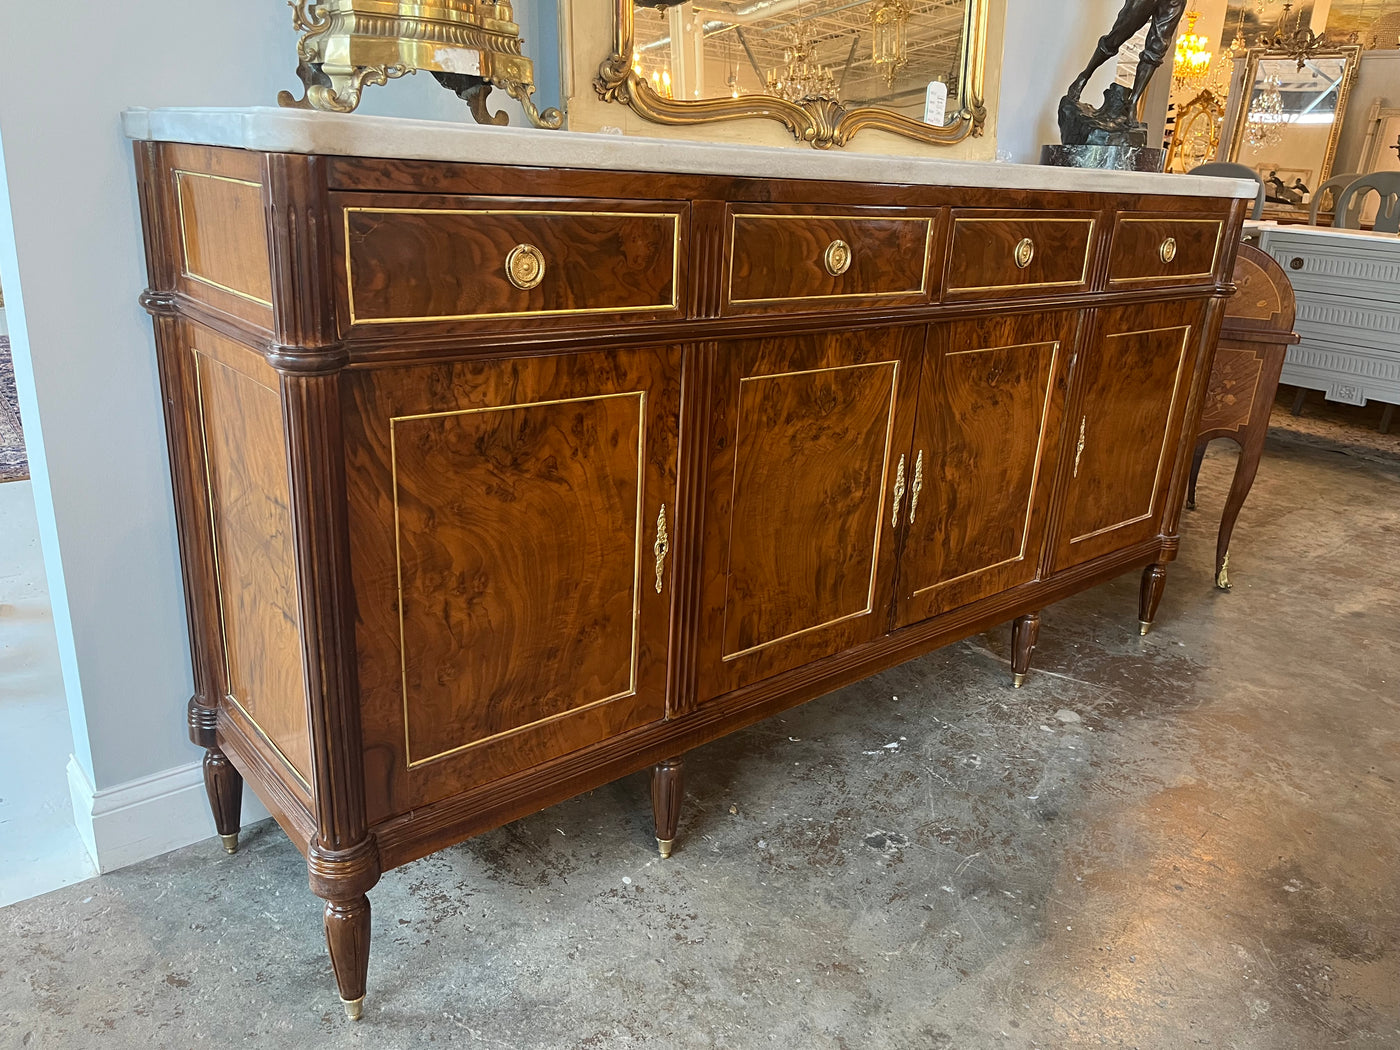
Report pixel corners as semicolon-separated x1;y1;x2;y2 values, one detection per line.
596;0;989;149
1226;46;1361;215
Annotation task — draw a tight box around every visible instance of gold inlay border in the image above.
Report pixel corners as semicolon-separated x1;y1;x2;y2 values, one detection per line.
721;360;901;661
947;218;1097;293
392;390;648;769
343;207;683;325
174;171;275;309
193;349;312;794
912;339;1061;598
1070;325;1192;545
1110;218;1223;285
727;213;935;306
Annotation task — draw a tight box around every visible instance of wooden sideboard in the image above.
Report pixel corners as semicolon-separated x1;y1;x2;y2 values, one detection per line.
129;113;1250;1018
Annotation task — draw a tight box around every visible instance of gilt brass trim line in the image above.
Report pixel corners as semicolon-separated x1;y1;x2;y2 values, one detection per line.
910;340;1060;599
192;350;312;793
946;218;1096;293
392;390;648;769
343;207;682;325
720;360;900;661
1069;325;1192;545
1109;219;1223;285
727;214;934;305
174;171;275;309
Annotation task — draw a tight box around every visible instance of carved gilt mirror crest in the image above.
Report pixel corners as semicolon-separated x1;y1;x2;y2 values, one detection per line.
596;0;990;149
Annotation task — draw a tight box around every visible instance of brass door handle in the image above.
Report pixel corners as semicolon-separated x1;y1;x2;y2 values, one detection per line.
654;505;669;594
909;450;925;524
505;243;546;290
1160;237;1178;264
891;454;907;528
1074;416;1087;478
824;239;853;276
1014;237;1035;269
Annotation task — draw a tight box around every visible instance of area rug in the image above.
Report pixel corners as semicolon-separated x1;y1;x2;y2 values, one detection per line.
1268;385;1400;468
0;335;30;483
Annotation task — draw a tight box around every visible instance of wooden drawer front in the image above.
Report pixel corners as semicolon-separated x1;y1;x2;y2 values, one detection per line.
1107;216;1224;288
727;209;934;310
944;213;1096;299
338;197;685;327
1262;237;1400;304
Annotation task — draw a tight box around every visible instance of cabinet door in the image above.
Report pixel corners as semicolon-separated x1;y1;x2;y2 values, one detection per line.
1051;300;1206;572
895;312;1077;628
696;328;921;703
344;348;680;821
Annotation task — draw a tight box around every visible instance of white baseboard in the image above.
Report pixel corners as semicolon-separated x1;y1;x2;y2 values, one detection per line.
67;755;270;873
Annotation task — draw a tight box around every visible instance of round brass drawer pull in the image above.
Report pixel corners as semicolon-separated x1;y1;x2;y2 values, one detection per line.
1290;256;1305;271
505;243;546;290
824;239;853;277
1160;237;1178;264
1014;237;1035;269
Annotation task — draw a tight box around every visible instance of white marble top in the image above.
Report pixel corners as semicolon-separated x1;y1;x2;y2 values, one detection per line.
123;107;1259;200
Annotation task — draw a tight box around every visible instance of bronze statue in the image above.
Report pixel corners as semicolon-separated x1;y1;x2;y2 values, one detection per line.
1060;0;1189;147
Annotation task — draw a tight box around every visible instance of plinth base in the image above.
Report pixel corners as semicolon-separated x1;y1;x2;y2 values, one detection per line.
1041;144;1166;173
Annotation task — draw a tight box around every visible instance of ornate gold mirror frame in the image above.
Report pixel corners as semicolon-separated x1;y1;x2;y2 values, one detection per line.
1225;44;1362;189
595;0;989;150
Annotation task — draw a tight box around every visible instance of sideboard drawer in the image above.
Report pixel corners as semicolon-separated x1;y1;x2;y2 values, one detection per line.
1107;214;1224;288
336;195;687;329
725;207;936;312
943;211;1096;300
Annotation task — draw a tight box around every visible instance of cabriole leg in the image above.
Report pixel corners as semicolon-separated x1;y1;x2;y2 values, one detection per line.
202;748;243;854
1139;563;1168;635
1186;441;1208;511
1011;612;1041;688
650;757;685;859
324;895;371;1020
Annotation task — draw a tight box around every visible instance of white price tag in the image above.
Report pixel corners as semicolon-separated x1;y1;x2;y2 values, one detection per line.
924;82;948;126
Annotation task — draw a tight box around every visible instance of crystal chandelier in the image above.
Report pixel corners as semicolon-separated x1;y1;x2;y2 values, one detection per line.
1172;11;1213;92
871;0;910;89
765;24;840;103
1245;72;1286;149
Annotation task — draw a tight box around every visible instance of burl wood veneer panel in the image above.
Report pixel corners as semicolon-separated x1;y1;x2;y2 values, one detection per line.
1107;215;1224;289
943;212;1096;300
170;148;274;329
697;328;920;702
335;194;685;327
1053;299;1207;570
191;326;311;786
344;349;680;821
897;312;1077;626
726;207;935;311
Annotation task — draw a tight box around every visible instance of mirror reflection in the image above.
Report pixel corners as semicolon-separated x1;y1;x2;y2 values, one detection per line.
1234;55;1351;208
630;0;970;127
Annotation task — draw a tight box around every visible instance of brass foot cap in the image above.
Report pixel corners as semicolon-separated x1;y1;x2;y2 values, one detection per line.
342;996;364;1021
1012;673;1027;689
219;833;239;854
1139;621;1152;636
656;837;675;859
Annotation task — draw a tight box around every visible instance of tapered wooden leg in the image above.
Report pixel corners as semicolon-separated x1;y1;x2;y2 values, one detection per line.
1214;437;1264;591
1186;441;1208;511
1380;403;1395;435
202;748;243;854
324;896;371;1020
1011;612;1041;688
1290;387;1308;416
650;757;684;859
1139;563;1168;635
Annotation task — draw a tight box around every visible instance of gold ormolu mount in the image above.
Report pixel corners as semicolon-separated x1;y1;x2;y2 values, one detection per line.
277;0;563;129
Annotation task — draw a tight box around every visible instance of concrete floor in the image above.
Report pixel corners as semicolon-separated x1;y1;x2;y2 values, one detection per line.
2;434;1398;1049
